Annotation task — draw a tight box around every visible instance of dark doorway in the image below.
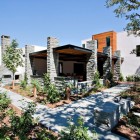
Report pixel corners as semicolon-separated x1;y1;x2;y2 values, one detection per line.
97;58;104;78
15;75;19;80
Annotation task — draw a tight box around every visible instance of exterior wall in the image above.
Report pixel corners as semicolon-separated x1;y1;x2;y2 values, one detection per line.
81;38;92;48
86;40;97;81
113;50;121;80
103;46;112;80
93;31;117;55
47;37;59;82
33;58;47;76
117;31;140;77
25;45;35;83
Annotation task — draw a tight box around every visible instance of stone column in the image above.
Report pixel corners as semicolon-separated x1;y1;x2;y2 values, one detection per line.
25;45;35;83
103;46;112;80
47;37;59;83
113;50;121;80
1;35;10;65
86;40;97;81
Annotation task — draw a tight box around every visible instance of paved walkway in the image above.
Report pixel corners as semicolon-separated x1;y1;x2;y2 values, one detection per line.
0;84;131;140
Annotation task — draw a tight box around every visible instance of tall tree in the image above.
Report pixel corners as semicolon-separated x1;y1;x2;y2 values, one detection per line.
3;40;24;89
106;0;140;36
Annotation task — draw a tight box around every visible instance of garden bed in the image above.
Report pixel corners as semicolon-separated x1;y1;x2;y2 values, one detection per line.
112;83;140;140
4;85;85;108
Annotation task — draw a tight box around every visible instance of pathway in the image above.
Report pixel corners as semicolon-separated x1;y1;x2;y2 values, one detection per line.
0;84;131;140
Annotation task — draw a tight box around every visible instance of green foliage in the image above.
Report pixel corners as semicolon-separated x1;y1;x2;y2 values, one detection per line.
2;40;24;80
60;117;95;140
47;84;60;103
20;80;27;89
0;93;11;112
36;128;57;140
10;102;36;139
119;73;124;81
126;75;140;82
44;73;51;88
92;71;101;89
31;79;41;91
43;73;60;103
106;0;140;36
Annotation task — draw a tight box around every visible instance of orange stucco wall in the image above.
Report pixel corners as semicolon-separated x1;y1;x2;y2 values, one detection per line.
92;31;117;55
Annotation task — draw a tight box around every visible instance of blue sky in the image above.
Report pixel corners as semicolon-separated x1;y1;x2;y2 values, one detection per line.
0;0;127;48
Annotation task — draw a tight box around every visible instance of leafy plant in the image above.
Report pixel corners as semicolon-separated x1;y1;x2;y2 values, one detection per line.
47;84;60;103
2;40;24;89
92;71;102;90
119;73;124;81
10;102;36;139
60;117;95;140
31;79;41;98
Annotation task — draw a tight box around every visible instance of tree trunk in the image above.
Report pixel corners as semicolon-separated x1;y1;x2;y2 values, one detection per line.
12;72;15;89
33;86;37;98
66;87;71;100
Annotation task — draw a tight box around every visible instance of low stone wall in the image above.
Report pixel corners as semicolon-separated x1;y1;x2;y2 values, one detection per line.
93;98;135;130
54;76;93;94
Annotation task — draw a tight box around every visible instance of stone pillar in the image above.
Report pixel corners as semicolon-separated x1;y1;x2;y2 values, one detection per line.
86;40;97;81
103;46;112;80
25;45;35;83
47;37;59;82
1;35;10;65
113;50;121;80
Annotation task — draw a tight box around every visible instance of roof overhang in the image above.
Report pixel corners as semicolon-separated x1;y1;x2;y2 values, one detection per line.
29;50;47;58
54;44;92;55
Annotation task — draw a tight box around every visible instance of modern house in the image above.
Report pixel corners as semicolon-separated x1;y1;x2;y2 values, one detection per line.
25;34;121;90
82;31;140;78
1;31;128;90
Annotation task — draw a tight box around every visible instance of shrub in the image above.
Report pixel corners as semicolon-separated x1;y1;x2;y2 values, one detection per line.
31;79;41;91
119;73;124;81
43;73;51;88
60;117;95;140
92;71;102;90
10;102;36;139
126;75;140;82
47;84;60;103
20;80;27;89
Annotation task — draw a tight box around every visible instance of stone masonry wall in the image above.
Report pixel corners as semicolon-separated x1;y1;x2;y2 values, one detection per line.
103;46;112;80
47;37;59;82
25;45;35;83
86;40;97;81
114;50;121;80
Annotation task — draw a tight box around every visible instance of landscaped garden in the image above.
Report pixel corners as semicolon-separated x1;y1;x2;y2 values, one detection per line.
112;78;140;140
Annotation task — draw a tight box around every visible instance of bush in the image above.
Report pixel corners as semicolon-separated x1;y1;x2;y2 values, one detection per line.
31;79;41;92
126;75;140;82
92;71;101;89
20;80;27;89
47;84;60;103
119;73;124;81
60;117;95;140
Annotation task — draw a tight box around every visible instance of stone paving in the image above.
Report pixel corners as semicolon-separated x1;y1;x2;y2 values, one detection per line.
0;84;131;140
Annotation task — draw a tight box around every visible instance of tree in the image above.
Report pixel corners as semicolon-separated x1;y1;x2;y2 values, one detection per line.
106;0;140;36
3;40;24;89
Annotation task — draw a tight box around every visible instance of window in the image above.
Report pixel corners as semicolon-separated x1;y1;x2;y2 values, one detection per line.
106;37;110;46
82;44;85;48
136;45;140;56
3;75;11;78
